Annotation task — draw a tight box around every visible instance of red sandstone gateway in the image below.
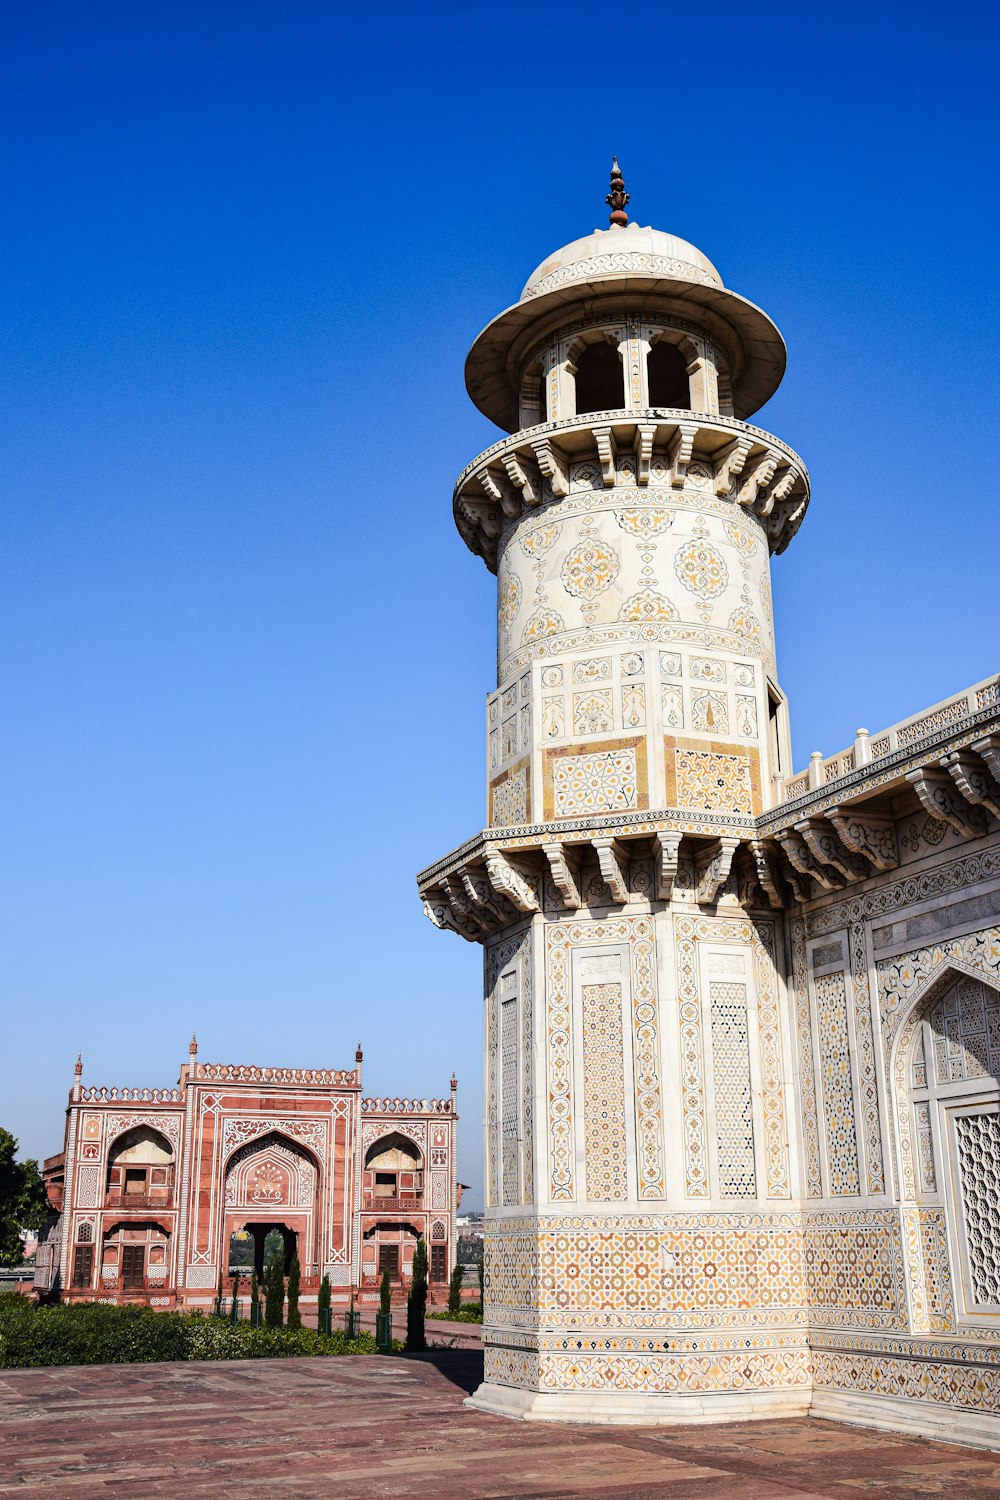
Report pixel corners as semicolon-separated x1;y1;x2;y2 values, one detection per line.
36;1038;460;1312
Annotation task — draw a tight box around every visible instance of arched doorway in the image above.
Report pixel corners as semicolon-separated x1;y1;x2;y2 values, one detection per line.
223;1131;319;1278
907;969;1000;1321
230;1223;298;1279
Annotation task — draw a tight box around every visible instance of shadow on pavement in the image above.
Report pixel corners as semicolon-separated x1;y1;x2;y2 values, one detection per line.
404;1348;483;1396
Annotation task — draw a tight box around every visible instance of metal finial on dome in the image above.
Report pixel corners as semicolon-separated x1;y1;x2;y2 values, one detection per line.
189;1031;198;1057
606;156;630;227
74;1052;83;1077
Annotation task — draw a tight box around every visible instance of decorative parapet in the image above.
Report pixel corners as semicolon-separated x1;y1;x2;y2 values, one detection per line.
79;1087;182;1104
453;410;809;568
190;1063;360;1087
778;675;1000;805
361;1097;454;1115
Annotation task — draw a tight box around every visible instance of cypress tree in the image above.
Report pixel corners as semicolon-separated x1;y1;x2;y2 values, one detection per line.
405;1238;428;1352
448;1261;463;1316
317;1273;331;1334
379;1267;391;1318
286;1254;301;1329
264;1254;285;1328
249;1270;260;1326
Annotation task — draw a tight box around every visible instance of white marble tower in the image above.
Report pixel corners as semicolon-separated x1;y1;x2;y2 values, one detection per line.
421;162;811;1421
418;164;1000;1439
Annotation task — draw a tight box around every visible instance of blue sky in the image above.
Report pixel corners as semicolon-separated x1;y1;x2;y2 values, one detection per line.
2;1;997;1202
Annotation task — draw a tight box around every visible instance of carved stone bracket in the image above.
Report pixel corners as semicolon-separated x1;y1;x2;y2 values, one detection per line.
461;867;511;925
543;842;583;909
825;807;899;871
693;836;739;905
654;830;682;901
422;895;479;943
592;424;617;487
592;837;629;903
943;750;1000;821
972;734;1000;789
530;437;569;498
907;768;988;838
633;422;657;485
443;874;492;939
502;452;541;507
479;464;518;518
484;848;540;913
749;838;784;909
669;421;698;486
456;496;501;540
738;450;779;509
713;437;753;495
796;818;866;882
777;829;840;892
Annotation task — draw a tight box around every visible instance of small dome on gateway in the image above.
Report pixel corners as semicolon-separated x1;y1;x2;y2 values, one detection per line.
521;222;723;301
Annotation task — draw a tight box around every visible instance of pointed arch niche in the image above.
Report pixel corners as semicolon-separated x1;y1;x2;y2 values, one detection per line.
891;959;1000;1331
224;1131;318;1212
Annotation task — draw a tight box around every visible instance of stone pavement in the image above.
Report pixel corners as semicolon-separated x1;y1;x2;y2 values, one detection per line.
3;1352;1000;1498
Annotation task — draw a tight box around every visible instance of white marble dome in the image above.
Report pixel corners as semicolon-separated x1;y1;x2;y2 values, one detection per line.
520;222;723;300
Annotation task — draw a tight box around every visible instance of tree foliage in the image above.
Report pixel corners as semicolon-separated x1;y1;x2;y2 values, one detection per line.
263;1257;285;1328
447;1261;463;1316
0;1130;47;1268
286;1255;301;1330
405;1238;427;1352
379;1267;391;1318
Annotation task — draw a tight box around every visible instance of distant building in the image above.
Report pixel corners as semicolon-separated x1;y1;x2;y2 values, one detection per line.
37;1040;459;1308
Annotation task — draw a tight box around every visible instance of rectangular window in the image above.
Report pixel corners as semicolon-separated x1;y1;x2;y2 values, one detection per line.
72;1245;93;1288
377;1243;399;1279
121;1244;145;1288
125;1169;146;1196
430;1245;447;1283
374;1173;396;1197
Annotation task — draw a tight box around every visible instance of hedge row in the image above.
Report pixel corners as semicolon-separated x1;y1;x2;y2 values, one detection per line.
427;1302;483;1323
0;1296;377;1368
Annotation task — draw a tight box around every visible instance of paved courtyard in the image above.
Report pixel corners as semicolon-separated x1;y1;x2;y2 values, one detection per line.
3;1352;1000;1498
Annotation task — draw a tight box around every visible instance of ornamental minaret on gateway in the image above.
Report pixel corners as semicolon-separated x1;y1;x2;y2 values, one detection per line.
419;163;811;1421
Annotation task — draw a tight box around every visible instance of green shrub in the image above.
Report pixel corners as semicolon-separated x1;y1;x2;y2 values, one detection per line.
0;1301;190;1367
427;1302;482;1324
0;1299;376;1369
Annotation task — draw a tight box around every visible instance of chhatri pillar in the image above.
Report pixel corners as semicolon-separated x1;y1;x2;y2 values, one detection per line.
419;162;812;1421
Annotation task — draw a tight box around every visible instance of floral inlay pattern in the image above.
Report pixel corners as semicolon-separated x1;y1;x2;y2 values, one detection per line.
674;539;729;601
616;510;674;538
522;608;564;644
618;589;678;622
561;538;620;601
499;574;522;628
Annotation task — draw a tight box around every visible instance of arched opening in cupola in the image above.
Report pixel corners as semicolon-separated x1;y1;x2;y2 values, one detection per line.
574;340;624;415
647;339;691;409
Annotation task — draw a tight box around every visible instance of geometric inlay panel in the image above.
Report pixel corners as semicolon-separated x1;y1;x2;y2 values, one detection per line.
582;982;627;1202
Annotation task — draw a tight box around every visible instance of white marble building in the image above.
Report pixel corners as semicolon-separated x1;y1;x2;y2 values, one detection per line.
418;162;1000;1444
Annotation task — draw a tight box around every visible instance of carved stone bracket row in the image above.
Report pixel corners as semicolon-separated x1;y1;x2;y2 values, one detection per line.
422;737;1000;937
453;412;810;570
422;830;749;941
